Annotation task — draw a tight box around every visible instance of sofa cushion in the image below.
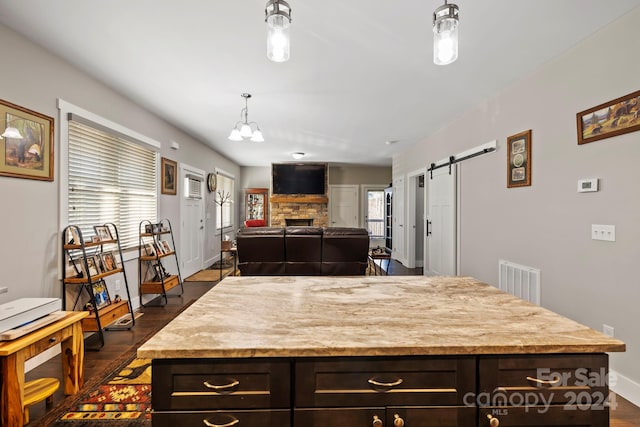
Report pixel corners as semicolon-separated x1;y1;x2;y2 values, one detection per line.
321;227;369;275
285;226;323;275
236;227;285;275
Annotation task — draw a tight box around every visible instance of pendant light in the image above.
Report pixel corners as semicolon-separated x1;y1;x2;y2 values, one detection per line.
265;0;292;63
433;0;459;65
228;94;264;142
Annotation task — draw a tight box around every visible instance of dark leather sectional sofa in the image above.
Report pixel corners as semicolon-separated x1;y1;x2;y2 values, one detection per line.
236;226;370;276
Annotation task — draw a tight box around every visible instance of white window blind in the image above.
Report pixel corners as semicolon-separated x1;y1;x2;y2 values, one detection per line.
68;119;158;250
185;174;203;199
216;173;234;230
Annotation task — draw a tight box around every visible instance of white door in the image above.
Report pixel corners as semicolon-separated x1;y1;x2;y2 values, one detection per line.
180;165;205;278
426;165;457;276
392;176;405;264
329;185;359;227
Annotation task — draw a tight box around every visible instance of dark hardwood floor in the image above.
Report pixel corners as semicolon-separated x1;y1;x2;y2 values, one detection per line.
24;264;639;425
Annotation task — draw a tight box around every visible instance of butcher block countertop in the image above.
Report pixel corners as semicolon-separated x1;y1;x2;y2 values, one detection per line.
137;276;625;359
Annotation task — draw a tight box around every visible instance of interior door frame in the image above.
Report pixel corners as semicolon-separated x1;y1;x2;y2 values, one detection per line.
179;163;206;277
406;168;428;269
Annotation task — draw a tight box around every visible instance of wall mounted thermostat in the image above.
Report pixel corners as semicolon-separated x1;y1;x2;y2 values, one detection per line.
577;178;598;193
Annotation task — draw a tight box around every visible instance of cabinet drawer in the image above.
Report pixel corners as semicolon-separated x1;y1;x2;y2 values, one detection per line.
295;407;476;426
478;354;608;406
479;406;608;426
296;356;475;407
153;409;290;427
152;358;290;410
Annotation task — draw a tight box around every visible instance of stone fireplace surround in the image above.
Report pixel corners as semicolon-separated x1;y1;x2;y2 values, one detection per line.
270;195;329;227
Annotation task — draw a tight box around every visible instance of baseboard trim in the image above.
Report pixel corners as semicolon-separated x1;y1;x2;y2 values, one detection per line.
611;369;640;408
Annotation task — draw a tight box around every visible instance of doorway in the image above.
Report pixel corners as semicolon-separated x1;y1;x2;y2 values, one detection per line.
407;169;427;270
329;185;359;227
361;185;385;248
180;164;205;278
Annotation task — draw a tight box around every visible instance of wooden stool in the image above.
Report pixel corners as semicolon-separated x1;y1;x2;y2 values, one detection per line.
23;377;59;424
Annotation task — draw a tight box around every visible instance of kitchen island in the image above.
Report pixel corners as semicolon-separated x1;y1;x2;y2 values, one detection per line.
138;276;625;426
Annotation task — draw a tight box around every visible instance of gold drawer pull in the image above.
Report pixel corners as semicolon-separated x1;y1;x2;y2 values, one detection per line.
394;413;405;427
203;416;239;427
368;378;403;388
203;379;240;390
526;375;561;387
487;414;500;427
372;415;383;427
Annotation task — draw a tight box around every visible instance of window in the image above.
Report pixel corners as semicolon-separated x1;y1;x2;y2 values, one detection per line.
366;189;385;238
68;118;158;250
215;172;234;230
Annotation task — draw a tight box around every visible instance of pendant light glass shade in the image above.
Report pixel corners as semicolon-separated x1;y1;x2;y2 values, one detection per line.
240;123;253;138
251;129;264;142
433;1;459;66
228;128;243;141
265;0;292;63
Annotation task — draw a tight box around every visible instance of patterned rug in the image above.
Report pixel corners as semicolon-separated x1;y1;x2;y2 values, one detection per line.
57;357;152;423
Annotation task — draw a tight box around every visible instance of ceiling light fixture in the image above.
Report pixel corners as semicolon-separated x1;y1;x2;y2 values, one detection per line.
265;0;292;63
291;152;305;160
228;93;264;142
433;0;459;65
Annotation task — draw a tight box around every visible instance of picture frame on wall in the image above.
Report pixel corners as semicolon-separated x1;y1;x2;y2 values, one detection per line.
0;99;55;181
161;157;177;195
576;90;640;145
507;129;532;188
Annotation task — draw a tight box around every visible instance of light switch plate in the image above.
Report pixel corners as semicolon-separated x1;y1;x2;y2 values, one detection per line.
592;224;615;241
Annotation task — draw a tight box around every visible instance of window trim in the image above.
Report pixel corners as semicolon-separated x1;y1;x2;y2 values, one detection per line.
58;99;162;264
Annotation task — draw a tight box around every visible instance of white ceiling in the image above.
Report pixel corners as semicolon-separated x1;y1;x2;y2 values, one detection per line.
1;1;639;166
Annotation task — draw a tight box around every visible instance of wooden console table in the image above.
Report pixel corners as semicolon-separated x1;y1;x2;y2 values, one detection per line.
0;311;88;426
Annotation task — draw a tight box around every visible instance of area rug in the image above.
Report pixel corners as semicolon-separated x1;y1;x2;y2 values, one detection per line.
56;357;152;424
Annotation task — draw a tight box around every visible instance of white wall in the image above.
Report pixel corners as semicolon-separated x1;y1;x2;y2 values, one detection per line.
0;24;240;308
394;8;640;398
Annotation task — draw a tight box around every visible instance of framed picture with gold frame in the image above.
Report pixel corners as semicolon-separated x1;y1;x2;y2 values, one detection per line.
507;129;532;188
161;157;177;195
0;99;54;181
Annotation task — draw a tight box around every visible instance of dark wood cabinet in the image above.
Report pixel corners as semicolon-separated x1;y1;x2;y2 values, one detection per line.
151;354;611;426
295;407;476;426
296;356;476;407
153;409;290;427
479;406;608;426
384;186;393;253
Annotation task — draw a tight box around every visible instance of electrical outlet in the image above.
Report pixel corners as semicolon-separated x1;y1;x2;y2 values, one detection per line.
0;287;8;295
115;280;121;291
603;324;615;337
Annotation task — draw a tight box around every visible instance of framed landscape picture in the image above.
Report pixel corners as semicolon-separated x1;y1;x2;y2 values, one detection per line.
577;90;640;145
507;130;532;188
161;157;177;195
0;99;54;181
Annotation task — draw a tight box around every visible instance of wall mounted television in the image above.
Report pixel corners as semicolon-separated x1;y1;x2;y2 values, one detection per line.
272;163;327;195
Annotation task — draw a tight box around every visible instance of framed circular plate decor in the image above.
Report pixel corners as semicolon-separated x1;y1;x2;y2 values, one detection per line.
207;173;217;192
